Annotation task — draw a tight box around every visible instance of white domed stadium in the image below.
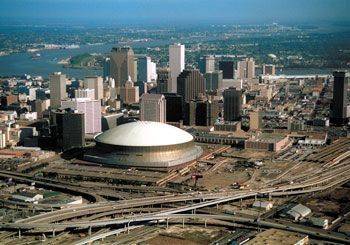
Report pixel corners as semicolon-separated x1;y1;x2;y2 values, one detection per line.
84;121;203;168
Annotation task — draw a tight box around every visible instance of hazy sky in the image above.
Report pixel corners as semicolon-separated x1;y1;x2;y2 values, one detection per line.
0;0;349;25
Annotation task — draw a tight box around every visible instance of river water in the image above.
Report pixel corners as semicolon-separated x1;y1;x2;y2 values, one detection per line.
0;42;335;78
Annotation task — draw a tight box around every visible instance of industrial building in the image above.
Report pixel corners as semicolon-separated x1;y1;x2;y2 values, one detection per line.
286;204;312;221
252;200;273;211
84;121;203;168
11;192;43;203
244;133;290;152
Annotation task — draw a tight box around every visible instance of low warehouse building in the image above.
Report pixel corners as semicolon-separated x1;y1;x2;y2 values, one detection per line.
286;204;312;221
252;200;273;211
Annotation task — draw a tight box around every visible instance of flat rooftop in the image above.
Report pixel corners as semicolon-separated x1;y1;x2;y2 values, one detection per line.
249;133;287;143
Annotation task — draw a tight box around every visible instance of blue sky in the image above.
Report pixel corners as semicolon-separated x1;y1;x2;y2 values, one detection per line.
0;0;349;25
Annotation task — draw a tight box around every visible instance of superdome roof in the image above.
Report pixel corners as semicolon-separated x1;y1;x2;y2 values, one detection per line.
95;121;194;147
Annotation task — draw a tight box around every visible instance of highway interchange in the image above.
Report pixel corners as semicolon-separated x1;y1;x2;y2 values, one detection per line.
0;142;349;244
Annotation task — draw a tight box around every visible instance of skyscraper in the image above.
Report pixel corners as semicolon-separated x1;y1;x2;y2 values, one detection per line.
249;110;262;130
49;72;67;109
187;98;220;126
28;88;37;101
135;81;147;96
199;55;215;74
169;43;185;93
33;99;50;119
219;61;235;79
156;68;171;94
262;64;276;76
83;76;103;100
52;109;85;150
74;88;95;101
103;57;111;79
119;76;139;104
177;69;205;103
140;94;166;123
163;93;183;123
237;58;255;79
223;87;242;121
331;71;350;125
137;55;151;83
110;47;135;87
205;71;223;92
61;98;101;134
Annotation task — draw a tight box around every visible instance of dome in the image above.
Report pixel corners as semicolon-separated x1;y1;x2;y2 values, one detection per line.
86;121;202;168
95;121;193;147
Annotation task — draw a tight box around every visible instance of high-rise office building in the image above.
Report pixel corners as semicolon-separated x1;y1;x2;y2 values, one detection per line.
33;99;50;118
119;76;139;104
74;88;95;101
83;76;103;101
187;98;220;126
163;93;183;123
49;72;67;109
108;77;115;89
199;55;215;74
137;56;151;83
52;109;85;150
177;69;205;103
205;71;223;92
135;81;147;96
61;98;101;134
223;87;242;121
249;110;262;130
110;47;135;87
169;43;185;93
331;71;350;125
150;61;157;81
28;88;37;101
140;94;166;123
237;58;255;79
219;61;235;79
262;64;276;76
133;57;138;83
103;57;111;79
156;68;171;94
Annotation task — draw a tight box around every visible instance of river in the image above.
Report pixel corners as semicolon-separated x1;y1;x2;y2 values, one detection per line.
0;42;336;78
0;40;173;78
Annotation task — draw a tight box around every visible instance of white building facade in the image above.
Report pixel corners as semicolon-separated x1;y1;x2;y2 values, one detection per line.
61;98;101;134
169;43;185;93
